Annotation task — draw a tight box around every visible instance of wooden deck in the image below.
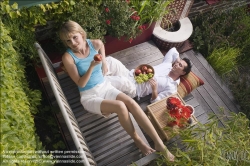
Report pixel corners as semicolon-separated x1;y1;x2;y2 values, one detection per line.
42;40;240;166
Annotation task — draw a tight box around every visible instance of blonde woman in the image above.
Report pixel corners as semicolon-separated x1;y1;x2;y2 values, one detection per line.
59;20;174;161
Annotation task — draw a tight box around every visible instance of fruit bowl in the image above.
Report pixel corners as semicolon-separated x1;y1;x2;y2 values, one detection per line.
134;64;155;84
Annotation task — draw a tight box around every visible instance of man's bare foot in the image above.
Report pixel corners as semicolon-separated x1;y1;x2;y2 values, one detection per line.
155;144;175;161
134;137;155;155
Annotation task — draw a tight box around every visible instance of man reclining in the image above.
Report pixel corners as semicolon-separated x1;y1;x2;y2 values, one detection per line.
105;47;192;102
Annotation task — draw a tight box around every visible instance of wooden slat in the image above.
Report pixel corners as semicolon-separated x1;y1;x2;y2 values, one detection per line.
112;149;149;166
79;115;117;133
87;126;124;148
181;53;234;117
98;149;140;166
109;40;164;70
92;134;132;156
129;153;159;166
195;51;239;104
182;51;239;113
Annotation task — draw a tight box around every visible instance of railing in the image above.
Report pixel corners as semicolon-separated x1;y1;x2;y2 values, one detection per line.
34;42;95;166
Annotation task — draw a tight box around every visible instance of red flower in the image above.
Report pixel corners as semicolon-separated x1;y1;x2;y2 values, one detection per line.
139;25;147;31
167;120;179;127
138;25;145;30
167;97;181;110
105;7;109;13
130;13;140;21
129;38;133;43
106;20;111;25
166;97;193;127
138;25;143;30
126;0;130;3
180;105;191;119
169;107;181;119
130;15;136;20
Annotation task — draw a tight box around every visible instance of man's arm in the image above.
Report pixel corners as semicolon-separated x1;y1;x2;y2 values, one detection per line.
151;89;177;103
162;47;180;64
149;79;178;103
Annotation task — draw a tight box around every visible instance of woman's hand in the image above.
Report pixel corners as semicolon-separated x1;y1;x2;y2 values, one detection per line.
90;60;102;68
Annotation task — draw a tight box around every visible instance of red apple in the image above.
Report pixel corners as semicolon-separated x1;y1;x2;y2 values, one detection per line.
94;54;102;61
141;65;148;72
147;68;153;73
135;69;142;76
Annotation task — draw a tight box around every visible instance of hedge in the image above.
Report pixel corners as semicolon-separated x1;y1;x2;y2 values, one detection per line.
0;19;54;166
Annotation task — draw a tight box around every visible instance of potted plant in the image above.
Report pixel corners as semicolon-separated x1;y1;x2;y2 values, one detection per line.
166;97;194;128
101;0;174;54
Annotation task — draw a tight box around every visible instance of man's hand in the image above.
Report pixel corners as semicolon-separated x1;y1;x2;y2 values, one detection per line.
149;78;158;101
173;57;181;66
149;78;158;91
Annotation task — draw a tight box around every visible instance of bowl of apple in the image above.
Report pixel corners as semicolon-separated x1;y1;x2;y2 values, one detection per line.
134;64;154;84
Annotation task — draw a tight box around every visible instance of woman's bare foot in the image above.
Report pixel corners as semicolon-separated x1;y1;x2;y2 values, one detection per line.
134;137;155;155
155;144;175;161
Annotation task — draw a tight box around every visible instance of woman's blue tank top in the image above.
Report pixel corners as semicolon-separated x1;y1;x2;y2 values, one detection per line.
66;39;104;91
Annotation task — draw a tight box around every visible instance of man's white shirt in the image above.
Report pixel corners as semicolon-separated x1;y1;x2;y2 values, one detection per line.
105;47;180;103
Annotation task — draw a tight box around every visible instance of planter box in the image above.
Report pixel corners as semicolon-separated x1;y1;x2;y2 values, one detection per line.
206;0;220;5
104;22;156;55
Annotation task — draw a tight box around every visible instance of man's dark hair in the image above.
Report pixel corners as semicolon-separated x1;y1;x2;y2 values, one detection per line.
182;58;192;76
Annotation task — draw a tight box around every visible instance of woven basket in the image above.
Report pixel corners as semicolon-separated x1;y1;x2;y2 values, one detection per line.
152;0;194;50
152;35;184;50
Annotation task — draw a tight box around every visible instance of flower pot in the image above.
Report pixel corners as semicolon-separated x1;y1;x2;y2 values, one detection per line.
185;104;195;116
152;17;193;50
206;0;220;5
104;22;156;55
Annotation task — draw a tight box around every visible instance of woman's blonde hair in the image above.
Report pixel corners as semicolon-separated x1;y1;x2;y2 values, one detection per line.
59;20;87;46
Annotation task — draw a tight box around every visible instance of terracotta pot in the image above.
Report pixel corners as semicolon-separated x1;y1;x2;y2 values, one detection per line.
185;104;195;116
104;22;156;55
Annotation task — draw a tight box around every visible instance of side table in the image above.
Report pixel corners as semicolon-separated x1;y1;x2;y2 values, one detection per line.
147;93;198;141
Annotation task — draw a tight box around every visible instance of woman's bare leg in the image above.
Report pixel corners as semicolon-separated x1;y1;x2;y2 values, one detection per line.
116;93;175;161
100;97;154;155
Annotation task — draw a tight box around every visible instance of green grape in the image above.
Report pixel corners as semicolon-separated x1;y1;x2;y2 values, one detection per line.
147;73;153;79
135;76;144;84
142;74;149;81
135;73;153;84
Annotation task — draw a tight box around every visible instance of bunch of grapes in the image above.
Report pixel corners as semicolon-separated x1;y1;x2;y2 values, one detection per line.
135;73;154;84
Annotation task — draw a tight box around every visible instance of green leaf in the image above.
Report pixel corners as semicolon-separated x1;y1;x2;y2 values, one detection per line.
11;2;18;10
40;4;46;12
5;5;11;13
